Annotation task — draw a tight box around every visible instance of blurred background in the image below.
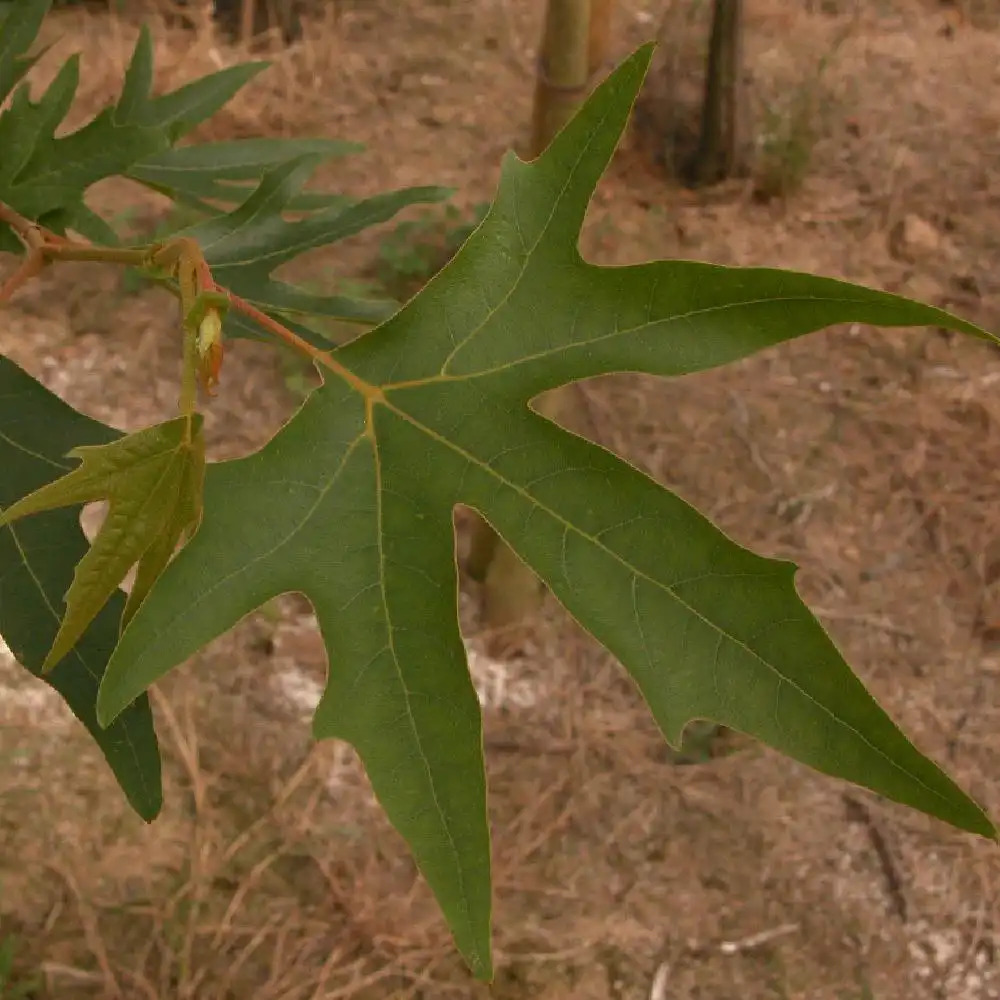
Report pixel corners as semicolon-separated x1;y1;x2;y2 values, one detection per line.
2;1;1000;997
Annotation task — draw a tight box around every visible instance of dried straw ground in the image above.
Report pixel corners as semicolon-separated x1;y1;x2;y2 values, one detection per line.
2;1;1000;997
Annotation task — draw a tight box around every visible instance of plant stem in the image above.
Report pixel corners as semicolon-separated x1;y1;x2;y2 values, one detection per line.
469;0;617;628
0;250;45;304
0;201;43;243
41;244;150;266
689;0;745;185
179;317;199;420
531;0;593;157
0;201;381;414
222;289;379;401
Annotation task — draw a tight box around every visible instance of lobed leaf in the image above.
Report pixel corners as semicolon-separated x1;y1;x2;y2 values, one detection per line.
0;415;205;671
0;15;266;252
94;45;997;980
0;4;414;333
169;155;452;341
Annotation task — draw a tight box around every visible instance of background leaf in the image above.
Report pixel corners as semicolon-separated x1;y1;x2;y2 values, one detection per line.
0;7;427;341
0;18;266;252
127;137;363;212
0;0;50;105
170;156;453;342
0;357;161;821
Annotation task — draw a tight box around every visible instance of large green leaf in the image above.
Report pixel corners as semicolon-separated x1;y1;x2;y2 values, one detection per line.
93;45;997;978
0;357;161;821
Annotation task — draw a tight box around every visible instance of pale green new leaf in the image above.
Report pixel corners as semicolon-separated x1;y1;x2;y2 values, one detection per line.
0;415;204;671
122;424;205;628
95;45;995;980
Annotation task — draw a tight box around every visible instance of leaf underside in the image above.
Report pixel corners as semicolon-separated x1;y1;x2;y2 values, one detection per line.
82;45;997;981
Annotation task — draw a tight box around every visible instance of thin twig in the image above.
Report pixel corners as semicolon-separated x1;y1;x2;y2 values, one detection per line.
649;960;671;1000
0;206;379;408
719;922;799;955
0;248;45;304
221;747;317;866
151;688;210;1000
213;849;283;948
842;793;908;922
221;287;376;399
0;201;41;240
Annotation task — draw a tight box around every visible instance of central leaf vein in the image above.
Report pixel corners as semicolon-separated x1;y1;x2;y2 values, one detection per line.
370;418;478;964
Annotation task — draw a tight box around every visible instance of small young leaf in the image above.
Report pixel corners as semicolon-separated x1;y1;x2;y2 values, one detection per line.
0;415;205;671
0;356;161;820
122;442;203;629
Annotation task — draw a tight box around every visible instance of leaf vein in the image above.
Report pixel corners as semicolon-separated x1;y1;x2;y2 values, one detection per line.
385;401;954;806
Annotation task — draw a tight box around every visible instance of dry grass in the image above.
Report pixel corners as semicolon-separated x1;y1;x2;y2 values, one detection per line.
2;0;1000;997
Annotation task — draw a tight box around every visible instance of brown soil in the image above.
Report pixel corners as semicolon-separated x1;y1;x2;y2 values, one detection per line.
2;1;1000;998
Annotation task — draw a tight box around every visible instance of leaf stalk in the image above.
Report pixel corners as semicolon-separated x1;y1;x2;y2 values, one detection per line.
0;199;381;412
